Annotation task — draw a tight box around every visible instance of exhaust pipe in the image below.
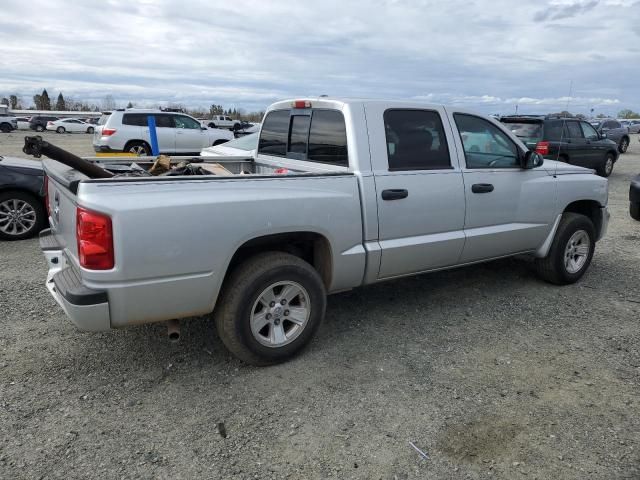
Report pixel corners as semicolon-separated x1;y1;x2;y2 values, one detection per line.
167;319;180;343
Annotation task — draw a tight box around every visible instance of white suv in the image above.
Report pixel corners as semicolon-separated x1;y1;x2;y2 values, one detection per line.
93;110;234;155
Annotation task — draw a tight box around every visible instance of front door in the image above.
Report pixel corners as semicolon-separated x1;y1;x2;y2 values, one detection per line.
365;105;466;279
174;115;207;153
450;113;557;263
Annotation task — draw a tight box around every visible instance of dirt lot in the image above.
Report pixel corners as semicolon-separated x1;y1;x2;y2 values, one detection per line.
0;130;97;157
1;133;639;479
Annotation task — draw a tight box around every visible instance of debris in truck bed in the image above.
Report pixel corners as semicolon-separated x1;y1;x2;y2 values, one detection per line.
149;155;172;175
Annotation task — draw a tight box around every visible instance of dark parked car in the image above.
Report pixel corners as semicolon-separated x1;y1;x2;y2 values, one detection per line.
589;119;630;153
500;115;619;177
631;174;640;221
29;116;59;132
0;156;47;240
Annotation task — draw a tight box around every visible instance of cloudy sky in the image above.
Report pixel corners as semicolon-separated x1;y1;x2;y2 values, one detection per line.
1;0;639;115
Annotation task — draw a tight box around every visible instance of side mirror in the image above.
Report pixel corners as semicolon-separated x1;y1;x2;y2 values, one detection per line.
522;150;544;169
600;132;607;139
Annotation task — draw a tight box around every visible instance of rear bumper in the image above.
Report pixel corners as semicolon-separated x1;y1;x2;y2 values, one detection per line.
40;229;111;331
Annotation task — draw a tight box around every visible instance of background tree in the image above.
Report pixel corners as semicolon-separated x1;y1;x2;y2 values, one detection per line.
596;113;607;118
55;92;66;111
9;95;20;109
0;97;9;107
618;109;640;119
126;101;134;108
40;89;51;110
33;94;42;110
101;94;116;110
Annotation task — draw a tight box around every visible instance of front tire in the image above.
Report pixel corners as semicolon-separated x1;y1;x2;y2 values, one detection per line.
0;124;10;133
56;127;65;134
214;252;327;366
0;191;46;241
534;213;595;285
619;137;629;153
35;125;45;132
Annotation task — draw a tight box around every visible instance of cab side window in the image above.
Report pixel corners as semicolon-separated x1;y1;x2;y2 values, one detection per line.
454;114;519;168
580;122;599;141
175;115;201;129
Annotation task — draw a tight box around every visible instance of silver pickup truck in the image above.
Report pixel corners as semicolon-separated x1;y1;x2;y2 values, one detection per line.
39;98;609;365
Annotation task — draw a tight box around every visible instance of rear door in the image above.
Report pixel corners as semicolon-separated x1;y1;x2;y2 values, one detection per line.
133;113;175;153
365;105;466;278
580;121;607;167
451;112;556;262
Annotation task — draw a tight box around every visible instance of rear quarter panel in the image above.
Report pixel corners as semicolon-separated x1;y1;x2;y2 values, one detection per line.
76;174;365;326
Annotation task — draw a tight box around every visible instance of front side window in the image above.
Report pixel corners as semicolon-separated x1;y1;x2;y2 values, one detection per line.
174;115;201;129
581;122;599;140
454;114;519;168
384;109;450;170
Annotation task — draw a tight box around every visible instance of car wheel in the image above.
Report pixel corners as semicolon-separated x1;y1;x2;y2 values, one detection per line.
631;202;640;221
0;191;46;241
87;127;94;134
209;122;216;128
214;252;327;366
596;153;615;177
0;124;10;133
35;125;44;132
56;127;65;134
534;212;595;285
618;137;629;153
126;141;151;156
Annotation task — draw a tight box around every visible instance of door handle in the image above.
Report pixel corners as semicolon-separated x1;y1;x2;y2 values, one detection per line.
381;189;408;200
471;183;494;194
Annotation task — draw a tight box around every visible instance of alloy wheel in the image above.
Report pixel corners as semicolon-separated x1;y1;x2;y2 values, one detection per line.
0;199;37;236
564;229;591;274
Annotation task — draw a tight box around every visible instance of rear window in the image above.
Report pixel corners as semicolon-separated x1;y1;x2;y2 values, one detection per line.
502;121;543;141
258;109;348;166
98;113;111;125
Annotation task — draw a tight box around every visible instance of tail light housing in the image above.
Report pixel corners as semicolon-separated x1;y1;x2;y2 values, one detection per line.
101;128;117;136
76;207;114;270
535;141;550;156
47;121;54;125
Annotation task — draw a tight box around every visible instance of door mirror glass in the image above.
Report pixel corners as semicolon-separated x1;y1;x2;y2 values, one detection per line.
600;132;607;138
522;150;544;169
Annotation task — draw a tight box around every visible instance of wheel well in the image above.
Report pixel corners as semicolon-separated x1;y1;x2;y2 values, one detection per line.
563;200;603;237
225;232;333;289
607;149;617;159
124;140;151;151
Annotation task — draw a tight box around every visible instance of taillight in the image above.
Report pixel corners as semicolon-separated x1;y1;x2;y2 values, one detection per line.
44;176;50;216
101;128;117;136
291;100;311;109
76;207;114;270
535;141;550;156
47;121;54;125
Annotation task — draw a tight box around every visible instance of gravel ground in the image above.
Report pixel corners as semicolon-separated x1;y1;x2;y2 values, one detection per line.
0;130;97;157
1;133;639;479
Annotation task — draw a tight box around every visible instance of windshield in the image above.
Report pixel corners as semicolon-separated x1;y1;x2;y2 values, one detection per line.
501;121;543;141
220;132;258;151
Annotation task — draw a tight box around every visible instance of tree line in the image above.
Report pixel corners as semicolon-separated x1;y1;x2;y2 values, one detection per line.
1;89;265;122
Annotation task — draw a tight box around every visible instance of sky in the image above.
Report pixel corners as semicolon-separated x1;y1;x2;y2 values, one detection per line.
0;0;639;116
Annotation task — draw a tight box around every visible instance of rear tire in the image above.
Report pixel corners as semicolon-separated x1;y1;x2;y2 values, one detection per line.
534;213;595;285
125;141;151;156
214;252;326;366
56;126;65;134
0;123;10;133
631;202;640;221
0;191;46;241
87;127;94;134
596;153;615;177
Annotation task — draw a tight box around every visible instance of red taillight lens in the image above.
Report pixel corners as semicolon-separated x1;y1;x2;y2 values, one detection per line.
101;128;117;136
47;121;54;125
76;207;114;270
44;176;50;216
292;100;311;109
535;141;549;155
